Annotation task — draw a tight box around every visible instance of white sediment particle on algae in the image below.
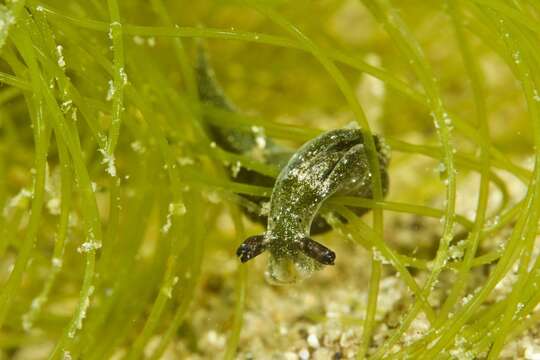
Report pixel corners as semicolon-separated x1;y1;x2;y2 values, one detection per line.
22;296;46;331
161;219;172;235
177;156;194;166
62;351;72;360
98;148;117;177
205;191;221;204
60;99;72;113
77;229;101;253
251;126;266;149
161;202;187;234
533;89;540;102
68;286;95;338
119;67;128;85
449;339;474;359
260;201;271;216
486;215;500;228
97;132;107;146
231;161;242;177
72;107;78;122
106;80;116;101
130;141;146;154
161;284;173;298
513;50;521;65
161;276;179;299
52;257;63;268
442;112;452;127
133;35;145;46
435;162;446;174
3;188;32;216
133;35;145;45
372;247;390;265
448;241;464;260
77;240;101;253
461;292;474;305
47;197;61;215
170;202;187;216
108;21;121;40
430;111;442;130
56;45;66;69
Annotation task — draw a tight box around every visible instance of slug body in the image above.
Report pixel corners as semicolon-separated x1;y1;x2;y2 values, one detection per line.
239;129;390;284
196;47;334;234
196;48;390;284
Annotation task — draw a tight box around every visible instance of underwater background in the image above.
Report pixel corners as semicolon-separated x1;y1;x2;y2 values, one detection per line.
1;0;540;359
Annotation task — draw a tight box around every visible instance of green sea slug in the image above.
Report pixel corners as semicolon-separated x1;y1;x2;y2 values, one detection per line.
196;48;390;284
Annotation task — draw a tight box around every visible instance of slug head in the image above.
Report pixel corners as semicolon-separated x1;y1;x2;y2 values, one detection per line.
236;235;335;285
265;237;335;285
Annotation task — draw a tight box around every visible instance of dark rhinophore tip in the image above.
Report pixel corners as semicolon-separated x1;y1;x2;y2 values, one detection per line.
236;235;267;263
300;237;336;265
321;250;336;265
